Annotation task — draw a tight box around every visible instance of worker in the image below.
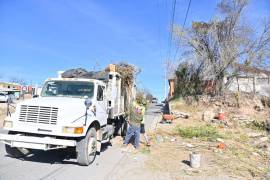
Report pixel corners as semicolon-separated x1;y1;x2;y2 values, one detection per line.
123;98;145;149
140;109;150;146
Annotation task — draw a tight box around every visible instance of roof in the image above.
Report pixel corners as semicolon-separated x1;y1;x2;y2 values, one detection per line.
0;88;20;92
235;64;270;76
0;82;21;86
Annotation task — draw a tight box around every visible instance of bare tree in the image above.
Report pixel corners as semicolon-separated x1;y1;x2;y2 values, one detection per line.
173;0;270;95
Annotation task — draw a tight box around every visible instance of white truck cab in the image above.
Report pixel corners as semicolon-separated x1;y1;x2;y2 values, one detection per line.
0;71;127;166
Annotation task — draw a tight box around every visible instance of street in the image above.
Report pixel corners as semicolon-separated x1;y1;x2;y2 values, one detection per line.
0;103;162;180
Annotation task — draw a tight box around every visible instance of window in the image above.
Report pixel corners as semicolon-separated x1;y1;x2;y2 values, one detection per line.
97;85;104;101
41;81;94;98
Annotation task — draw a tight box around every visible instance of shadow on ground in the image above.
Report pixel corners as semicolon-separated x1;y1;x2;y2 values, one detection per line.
6;142;113;165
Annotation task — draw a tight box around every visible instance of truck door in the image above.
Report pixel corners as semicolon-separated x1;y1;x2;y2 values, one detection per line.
96;85;108;126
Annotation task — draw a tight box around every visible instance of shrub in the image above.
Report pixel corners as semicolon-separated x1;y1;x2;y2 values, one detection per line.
175;125;221;140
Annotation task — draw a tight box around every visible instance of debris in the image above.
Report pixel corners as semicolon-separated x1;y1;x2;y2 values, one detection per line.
218;109;225;120
172;111;190;119
247;132;263;138
216;138;224;143
189;152;201;168
216;143;226;149
211;119;229;127
162;114;174;123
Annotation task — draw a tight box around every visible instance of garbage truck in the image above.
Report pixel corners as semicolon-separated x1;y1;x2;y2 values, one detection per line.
0;66;134;166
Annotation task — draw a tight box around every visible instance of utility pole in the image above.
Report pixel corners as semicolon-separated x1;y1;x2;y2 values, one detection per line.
164;65;167;100
164;60;168;100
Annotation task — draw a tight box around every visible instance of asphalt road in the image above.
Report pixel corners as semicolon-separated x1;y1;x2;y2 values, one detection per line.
0;103;162;180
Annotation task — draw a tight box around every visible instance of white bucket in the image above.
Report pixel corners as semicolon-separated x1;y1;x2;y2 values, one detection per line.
190;152;201;168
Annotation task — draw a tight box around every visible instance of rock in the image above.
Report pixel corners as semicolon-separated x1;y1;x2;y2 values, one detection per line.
252;152;260;156
202;111;215;122
254;105;264;111
235;115;253;125
247;132;263;138
186;143;194;148
156;135;164;143
259;137;268;142
264;172;270;179
216;138;224;143
252;137;268;146
253;97;264;111
265;119;270;133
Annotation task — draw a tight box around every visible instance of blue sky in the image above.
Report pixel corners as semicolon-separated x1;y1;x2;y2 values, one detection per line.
0;0;269;100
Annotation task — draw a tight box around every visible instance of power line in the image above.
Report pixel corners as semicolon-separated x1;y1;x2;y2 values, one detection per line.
183;0;192;28
167;0;177;60
164;0;177;100
173;0;192;62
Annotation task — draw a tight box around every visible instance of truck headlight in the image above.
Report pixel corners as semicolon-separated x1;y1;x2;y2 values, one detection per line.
63;127;84;134
3;121;13;128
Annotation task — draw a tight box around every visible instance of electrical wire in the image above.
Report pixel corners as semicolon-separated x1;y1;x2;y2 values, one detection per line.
173;0;192;62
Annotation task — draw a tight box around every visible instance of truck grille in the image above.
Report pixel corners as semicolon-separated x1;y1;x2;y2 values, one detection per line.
19;105;58;125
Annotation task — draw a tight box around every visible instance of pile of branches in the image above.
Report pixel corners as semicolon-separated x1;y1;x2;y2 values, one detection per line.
115;63;140;93
115;63;140;110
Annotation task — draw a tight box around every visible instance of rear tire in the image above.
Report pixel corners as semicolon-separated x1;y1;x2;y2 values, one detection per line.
120;119;128;137
116;116;128;137
5;131;30;158
76;127;97;166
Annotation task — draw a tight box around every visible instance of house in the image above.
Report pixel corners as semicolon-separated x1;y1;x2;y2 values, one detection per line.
0;82;21;91
168;78;175;99
226;64;270;96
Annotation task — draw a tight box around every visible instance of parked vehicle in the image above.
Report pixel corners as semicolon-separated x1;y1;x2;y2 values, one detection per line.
0;70;131;166
0;92;15;103
0;93;8;102
152;97;158;103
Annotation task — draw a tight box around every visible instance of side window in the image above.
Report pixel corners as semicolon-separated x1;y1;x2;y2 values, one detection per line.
97;85;104;101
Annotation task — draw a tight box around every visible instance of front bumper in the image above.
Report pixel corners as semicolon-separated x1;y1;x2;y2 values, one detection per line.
0;134;76;150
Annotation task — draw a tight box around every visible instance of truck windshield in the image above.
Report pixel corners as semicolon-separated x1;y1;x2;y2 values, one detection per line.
41;81;94;98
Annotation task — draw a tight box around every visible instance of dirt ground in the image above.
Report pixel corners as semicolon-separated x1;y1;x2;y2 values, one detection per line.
108;94;270;180
136;95;270;179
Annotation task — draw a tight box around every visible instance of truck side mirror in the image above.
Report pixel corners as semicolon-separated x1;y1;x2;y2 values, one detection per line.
84;98;92;109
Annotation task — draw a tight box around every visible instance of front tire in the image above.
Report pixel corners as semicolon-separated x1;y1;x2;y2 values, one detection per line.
76;127;97;166
5;131;30;158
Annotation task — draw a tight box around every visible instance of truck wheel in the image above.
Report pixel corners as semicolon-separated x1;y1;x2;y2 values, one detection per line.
120;120;128;137
5;131;30;158
76;127;97;166
118;116;127;137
